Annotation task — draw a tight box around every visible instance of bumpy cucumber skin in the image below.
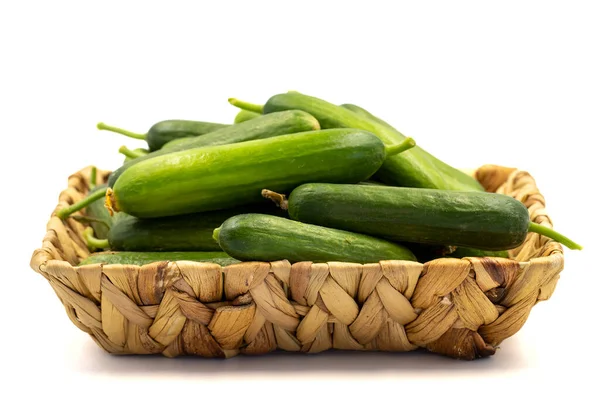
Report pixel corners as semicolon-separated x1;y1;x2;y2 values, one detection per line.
78;251;239;266
147;120;229;151
85;184;113;239
112;129;387;218
215;214;417;264
108;110;320;187
287;183;530;250
234;110;261;124
108;204;287;252
264;92;484;192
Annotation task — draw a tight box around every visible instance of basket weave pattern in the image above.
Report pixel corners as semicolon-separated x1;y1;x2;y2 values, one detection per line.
29;165;564;360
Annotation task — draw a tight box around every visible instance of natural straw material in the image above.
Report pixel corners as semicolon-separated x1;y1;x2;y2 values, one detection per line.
30;165;564;360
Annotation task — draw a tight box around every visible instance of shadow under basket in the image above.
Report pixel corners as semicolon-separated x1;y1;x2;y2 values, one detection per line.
30;164;564;360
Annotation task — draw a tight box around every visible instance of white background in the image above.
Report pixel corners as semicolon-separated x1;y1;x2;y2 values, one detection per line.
1;1;598;399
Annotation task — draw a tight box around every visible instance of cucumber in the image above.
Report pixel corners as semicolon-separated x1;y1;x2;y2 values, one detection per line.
448;247;510;259
97;120;229;151
283;183;582;251
107;110;320;187
107;129;415;219
213;214;417;264
260;92;484;192
78;251;239;266
84;184;113;239
106;204;288;252
234;110;261;124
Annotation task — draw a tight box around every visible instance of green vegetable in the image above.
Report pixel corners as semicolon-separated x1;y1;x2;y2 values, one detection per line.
107;110;320;187
278;183;582;251
78;251;239;266
107;129;415;219
104;204;288;252
448;247;510;259
213;214;417;263
97;120;229;151
82;184;113;239
245;91;483;191
234;110;261;124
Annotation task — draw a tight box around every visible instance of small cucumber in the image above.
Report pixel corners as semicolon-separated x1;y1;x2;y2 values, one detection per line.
448;247;510;259
107;110;320;187
283;183;582;251
78;251;239;266
106;204;288;252
213;214;417;264
234;110;261;124
259;92;484;192
107;129;415;218
97;120;229;151
84;184;113;239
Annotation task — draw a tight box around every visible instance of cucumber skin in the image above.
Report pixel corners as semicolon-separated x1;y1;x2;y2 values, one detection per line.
108;110;320;187
264;92;484;192
107;205;288;252
78;251;239;266
85;184;112;239
112;129;388;219
234;110;261;124
215;214;417;264
287;183;530;251
147;120;229;151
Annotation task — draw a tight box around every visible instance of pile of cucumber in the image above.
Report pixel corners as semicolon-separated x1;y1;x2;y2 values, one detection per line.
60;91;582;267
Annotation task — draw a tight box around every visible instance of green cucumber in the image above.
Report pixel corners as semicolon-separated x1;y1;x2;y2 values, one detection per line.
282;183;582;251
106;205;288;252
97;120;229;151
84;184;113;239
213;214;417;263
234;110;261;124
448;247;510;259
78;251;239;266
256;92;483;191
107;129;415;219
107;110;320;187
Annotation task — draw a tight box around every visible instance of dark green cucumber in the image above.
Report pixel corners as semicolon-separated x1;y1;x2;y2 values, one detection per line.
260;92;484;192
107;110;320;187
340;103;398;131
213;214;417;263
78;251;239;266
234;110;261;124
107;204;288;252
284;183;582;251
97;120;229;151
108;129;414;218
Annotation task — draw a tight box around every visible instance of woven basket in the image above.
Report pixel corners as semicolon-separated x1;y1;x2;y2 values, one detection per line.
29;164;564;360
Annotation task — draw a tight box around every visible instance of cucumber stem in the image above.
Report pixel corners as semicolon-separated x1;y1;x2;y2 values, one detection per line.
385;137;416;157
228;98;264;114
89;167;97;190
97;122;147;141
261;189;289;210
119;145;143;159
212;227;221;243
528;222;583;250
57;188;107;219
83;227;109;251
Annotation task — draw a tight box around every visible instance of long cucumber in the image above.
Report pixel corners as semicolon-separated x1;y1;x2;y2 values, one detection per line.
213;214;417;263
107;129;415;219
106;110;320;187
248;92;484;191
278;183;582;251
